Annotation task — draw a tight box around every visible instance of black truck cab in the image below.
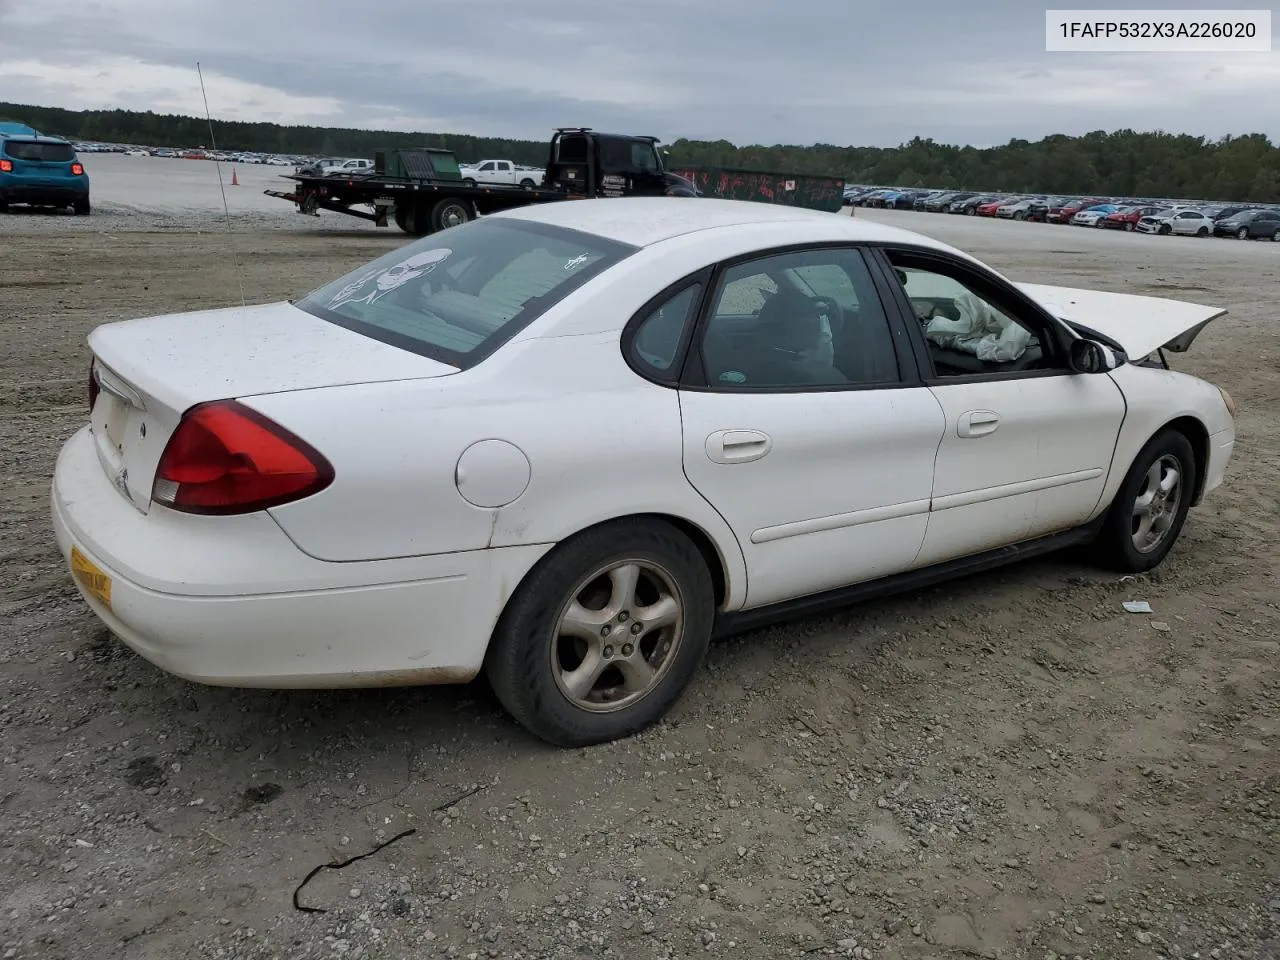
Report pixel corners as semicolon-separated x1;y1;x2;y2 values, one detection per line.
545;128;697;199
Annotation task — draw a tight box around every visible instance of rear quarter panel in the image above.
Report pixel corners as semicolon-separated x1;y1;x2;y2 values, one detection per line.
247;335;751;609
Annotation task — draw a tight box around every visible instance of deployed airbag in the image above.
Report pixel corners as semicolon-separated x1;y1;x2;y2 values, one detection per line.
925;290;1033;362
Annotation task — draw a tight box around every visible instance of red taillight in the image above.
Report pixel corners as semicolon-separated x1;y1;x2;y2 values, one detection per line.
152;400;333;515
0;160;11;173
88;361;100;412
71;162;84;176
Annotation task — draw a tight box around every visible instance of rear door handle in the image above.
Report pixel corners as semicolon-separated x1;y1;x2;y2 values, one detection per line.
957;409;1000;438
706;429;772;464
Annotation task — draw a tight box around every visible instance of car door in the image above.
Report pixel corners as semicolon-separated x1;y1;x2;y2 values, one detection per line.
1172;211;1203;235
654;245;946;609
1253;211;1280;238
876;247;1126;568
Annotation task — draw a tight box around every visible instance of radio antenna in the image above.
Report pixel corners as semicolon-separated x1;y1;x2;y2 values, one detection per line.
196;61;247;309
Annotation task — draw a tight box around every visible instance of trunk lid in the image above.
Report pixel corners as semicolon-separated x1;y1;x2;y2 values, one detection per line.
87;300;458;512
1015;282;1227;359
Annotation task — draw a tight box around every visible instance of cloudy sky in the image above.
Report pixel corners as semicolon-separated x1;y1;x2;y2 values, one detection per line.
1;0;1277;147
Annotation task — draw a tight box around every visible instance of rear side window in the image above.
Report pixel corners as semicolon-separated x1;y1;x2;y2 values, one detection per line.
297;219;636;368
2;139;75;162
628;283;703;379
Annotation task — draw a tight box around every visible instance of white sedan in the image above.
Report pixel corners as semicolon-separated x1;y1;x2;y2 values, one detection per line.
1137;209;1216;236
52;197;1237;747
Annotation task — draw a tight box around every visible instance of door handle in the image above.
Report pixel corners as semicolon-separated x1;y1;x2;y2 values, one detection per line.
957;410;1000;439
706;429;772;464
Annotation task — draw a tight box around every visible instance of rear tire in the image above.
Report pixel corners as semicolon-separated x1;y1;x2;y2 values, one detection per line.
484;519;715;747
429;197;472;232
1124;222;1134;231
520;178;536;189
73;198;91;216
1092;428;1197;574
393;202;429;236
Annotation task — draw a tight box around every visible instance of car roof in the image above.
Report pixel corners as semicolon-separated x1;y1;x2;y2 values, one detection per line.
0;132;71;144
490;196;957;253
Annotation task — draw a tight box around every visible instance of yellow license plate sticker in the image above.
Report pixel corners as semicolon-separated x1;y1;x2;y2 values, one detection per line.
70;545;112;611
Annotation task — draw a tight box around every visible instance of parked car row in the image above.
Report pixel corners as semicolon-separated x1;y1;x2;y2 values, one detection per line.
843;185;1280;242
76;141;302;166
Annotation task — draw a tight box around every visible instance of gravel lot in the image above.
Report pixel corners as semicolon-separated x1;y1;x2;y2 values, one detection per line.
1;162;1278;960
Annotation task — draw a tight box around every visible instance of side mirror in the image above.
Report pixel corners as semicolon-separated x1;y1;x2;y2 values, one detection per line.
1069;338;1121;373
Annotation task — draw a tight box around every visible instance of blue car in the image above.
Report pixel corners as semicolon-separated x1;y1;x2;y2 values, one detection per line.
0;123;91;215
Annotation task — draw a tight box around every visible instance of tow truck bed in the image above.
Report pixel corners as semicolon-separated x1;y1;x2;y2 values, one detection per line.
265;171;568;235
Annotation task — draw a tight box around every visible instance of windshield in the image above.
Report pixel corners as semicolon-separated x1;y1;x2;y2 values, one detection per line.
297;219;637;367
2;139;75;162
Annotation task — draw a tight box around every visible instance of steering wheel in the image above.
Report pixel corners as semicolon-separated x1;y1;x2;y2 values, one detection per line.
809;296;845;333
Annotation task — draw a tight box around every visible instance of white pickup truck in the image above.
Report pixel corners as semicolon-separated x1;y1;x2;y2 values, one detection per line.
296;157;374;177
458;159;544;189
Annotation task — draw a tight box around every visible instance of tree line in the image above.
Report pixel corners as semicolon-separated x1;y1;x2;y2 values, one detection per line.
3;101;1278;203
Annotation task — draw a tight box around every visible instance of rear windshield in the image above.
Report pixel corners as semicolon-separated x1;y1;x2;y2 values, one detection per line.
297;218;636;367
2;139;75;162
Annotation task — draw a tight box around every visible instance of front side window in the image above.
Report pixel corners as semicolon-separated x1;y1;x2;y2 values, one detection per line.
630;143;660;173
297;220;636;367
888;258;1053;377
699;248;899;389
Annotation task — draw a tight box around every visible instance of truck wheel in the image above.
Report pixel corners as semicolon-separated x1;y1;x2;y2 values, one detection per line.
393;202;430;236
520;178;536;190
462;177;476;186
430;198;473;232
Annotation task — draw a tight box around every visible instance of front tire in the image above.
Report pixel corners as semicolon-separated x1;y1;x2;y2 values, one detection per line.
1237;227;1249;240
1197;226;1209;237
1093;429;1197;573
485;519;715;747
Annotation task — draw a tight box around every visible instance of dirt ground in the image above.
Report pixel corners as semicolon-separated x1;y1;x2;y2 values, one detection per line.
1;202;1277;960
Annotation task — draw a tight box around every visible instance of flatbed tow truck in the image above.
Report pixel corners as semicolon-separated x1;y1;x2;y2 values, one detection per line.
266;127;847;234
266;127;700;235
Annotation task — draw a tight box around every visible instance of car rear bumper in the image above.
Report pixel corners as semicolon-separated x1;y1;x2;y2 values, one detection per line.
0;181;88;203
50;425;551;688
